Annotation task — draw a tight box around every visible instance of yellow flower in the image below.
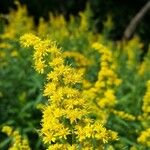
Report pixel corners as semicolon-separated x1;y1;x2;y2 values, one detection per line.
10;50;19;57
142;80;150;118
84;43;121;116
2;126;31;150
2;126;13;136
43;82;56;98
123;36;143;68
20;34;40;47
20;34;117;148
111;109;135;121
137;128;150;147
65;108;86;123
1;1;34;39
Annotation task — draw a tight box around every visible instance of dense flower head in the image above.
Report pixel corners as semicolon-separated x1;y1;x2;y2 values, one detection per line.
20;33;54;74
20;34;117;148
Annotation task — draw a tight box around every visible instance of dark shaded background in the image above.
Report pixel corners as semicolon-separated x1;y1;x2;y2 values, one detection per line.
0;0;150;43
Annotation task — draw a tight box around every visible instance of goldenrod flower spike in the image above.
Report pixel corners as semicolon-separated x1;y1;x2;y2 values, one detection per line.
2;126;31;150
142;80;150;116
137;128;150;147
20;33;117;149
137;80;150;147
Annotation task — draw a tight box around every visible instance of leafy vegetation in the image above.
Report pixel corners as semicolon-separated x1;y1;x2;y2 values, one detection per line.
0;2;150;150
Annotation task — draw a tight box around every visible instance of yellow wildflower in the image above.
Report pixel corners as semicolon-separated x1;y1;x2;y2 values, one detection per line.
137;128;150;147
20;34;116;148
111;109;135;121
2;126;31;150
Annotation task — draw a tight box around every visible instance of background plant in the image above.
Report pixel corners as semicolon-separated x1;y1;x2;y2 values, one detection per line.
0;2;150;150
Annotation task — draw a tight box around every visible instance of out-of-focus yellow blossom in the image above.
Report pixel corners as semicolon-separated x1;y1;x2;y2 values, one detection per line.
82;79;92;89
1;1;34;39
36;103;44;110
138;60;148;76
137;80;150;146
111;110;135;121
10;50;19;57
84;43;121;123
37;17;49;37
103;15;114;31
137;128;150;147
106;145;115;150
63;51;90;67
92;43;122;89
49;14;67;29
0;43;12;49
130;146;138;150
0;51;6;58
79;11;89;32
18;91;26;103
20;33;117;148
123;36;143;68
79;4;92;32
2;126;31;150
142;80;150;119
48;14;69;42
138;46;150;76
2;126;13;136
98;89;116;108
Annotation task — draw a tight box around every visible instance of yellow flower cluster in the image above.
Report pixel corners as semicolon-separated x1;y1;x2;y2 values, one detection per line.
138;60;149;76
0;43;12;49
92;43;121;89
37;18;49;38
2;126;31;150
1;1;34;39
81;43;122;125
63;51;90;68
138;80;150;122
78;4;92;32
0;51;6;59
137;128;150;147
137;80;150;146
138;46;150;76
123;37;143;69
142;80;150;119
63;51;90;76
20;33;117;149
98;89;116;109
111;110;135;121
40;14;69;43
20;34;46;74
84;43;121;120
47;144;77;150
2;2;150;149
